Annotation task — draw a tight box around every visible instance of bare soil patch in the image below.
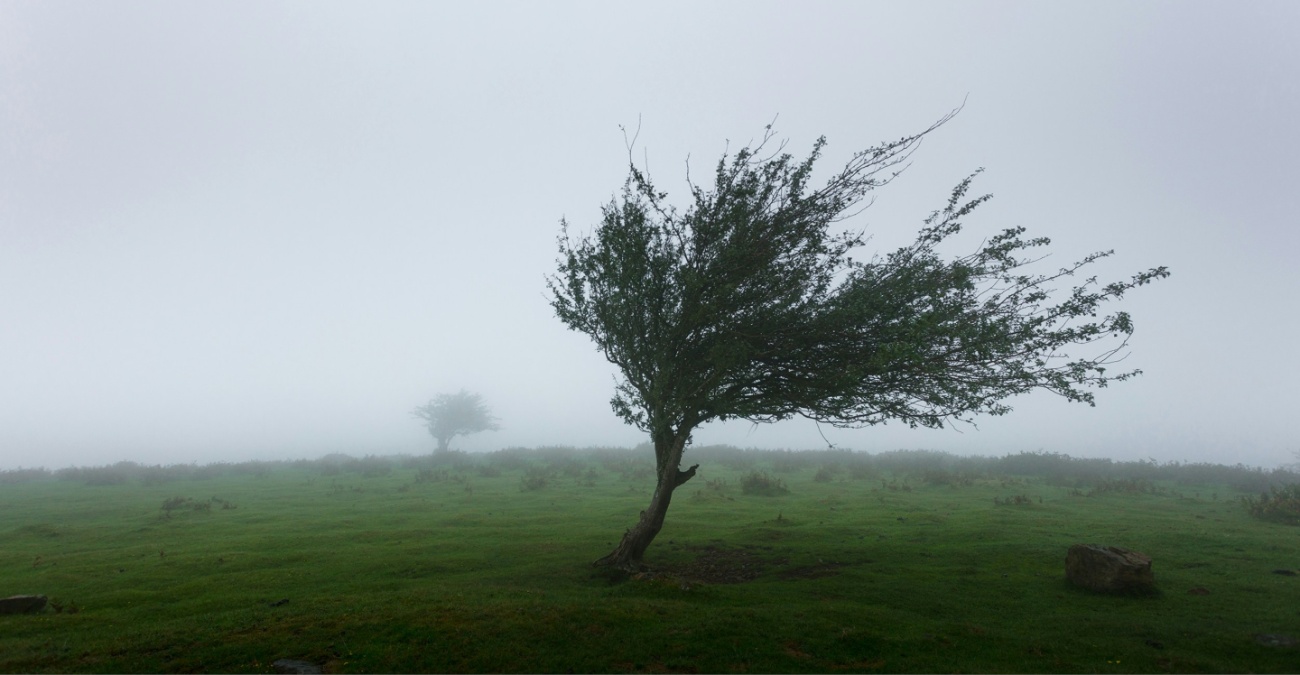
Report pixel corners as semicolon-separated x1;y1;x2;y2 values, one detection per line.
662;543;787;584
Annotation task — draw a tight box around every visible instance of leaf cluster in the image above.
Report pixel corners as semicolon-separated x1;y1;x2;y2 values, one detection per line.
1242;483;1300;525
411;389;501;450
548;113;1168;440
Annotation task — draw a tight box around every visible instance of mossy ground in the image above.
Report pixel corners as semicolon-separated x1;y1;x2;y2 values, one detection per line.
1;449;1297;673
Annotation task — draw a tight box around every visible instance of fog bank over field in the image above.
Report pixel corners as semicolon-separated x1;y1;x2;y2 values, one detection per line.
2;1;1297;471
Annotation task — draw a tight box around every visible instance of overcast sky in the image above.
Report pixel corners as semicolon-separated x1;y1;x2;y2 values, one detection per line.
2;1;1297;471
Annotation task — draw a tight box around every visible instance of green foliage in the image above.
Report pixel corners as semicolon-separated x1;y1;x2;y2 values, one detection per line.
741;470;789;496
1242;483;1300;525
921;468;977;487
548;115;1168;565
1089;478;1163;496
0;467;51;484
411;389;501;453
549;115;1168;445
519;466;551;492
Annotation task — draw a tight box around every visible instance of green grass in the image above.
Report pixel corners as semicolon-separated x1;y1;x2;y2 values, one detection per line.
1;450;1298;673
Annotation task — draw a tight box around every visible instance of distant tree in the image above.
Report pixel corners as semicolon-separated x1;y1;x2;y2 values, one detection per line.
411;390;501;453
548;111;1169;571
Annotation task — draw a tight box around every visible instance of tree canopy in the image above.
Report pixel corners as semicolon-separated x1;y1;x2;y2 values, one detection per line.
548;113;1168;569
411;390;500;453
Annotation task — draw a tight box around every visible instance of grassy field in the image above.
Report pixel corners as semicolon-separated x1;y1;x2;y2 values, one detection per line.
1;447;1298;673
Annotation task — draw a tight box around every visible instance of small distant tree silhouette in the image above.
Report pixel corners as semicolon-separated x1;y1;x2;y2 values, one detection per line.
411;390;500;454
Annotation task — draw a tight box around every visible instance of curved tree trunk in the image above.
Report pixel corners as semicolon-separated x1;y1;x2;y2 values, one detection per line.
594;433;699;571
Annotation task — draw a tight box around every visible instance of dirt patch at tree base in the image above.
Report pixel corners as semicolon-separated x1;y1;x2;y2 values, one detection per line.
602;542;854;585
662;543;786;584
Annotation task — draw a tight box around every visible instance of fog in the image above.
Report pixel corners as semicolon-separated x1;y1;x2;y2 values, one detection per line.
2;1;1297;471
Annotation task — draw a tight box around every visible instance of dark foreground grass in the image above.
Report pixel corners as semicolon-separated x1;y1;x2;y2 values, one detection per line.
2;450;1298;673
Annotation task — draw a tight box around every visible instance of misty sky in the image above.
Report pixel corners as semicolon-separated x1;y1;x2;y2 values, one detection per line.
2;1;1297;471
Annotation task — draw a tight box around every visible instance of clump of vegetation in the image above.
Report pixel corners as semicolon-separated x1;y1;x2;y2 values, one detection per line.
922;468;976;487
741;471;788;497
1089;478;1162;496
0;467;52;484
519;466;551;492
549;456;585;479
813;465;841;483
57;462;138;485
411;389;501;453
47;597;80;615
1242;483;1300;525
994;494;1037;506
161;496;208;517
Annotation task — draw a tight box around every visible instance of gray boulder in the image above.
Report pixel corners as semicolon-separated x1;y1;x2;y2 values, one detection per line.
1065;544;1156;594
0;595;47;615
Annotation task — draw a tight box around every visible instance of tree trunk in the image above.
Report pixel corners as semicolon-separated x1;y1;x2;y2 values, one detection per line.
594;433;699;572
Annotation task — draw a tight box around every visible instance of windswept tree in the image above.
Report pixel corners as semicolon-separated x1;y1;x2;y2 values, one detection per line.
548;111;1168;571
411;390;501;453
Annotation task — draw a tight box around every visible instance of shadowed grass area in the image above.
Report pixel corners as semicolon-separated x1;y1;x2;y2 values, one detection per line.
1;449;1297;673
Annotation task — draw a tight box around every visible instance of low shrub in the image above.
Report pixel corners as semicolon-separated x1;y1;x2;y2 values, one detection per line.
741;471;788;497
813;465;841;483
57;462;141;486
519;466;551;492
549;456;585;478
0;467;52;484
922;469;976;487
1242;483;1300;525
161;497;209;517
47;597;80;615
1089;478;1162;496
